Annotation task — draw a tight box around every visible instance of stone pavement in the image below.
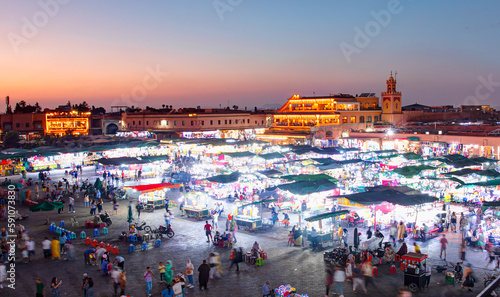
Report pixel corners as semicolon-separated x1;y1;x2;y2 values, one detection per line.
2;168;496;297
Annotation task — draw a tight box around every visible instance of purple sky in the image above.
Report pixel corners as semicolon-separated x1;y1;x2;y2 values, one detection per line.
1;1;499;110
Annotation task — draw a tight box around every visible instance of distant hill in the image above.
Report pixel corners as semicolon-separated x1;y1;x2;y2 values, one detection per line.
259;103;282;110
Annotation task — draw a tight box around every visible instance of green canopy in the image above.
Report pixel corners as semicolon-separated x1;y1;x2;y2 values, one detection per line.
139;155;170;162
443;159;480;168
458;178;500;188
392;165;436;177
267;178;337;195
222;152;256;158
377;154;399;159
258;153;284;160
424;176;466;185
471;157;498;163
281;174;338;183
341;189;438;206
311;158;335;165
443;154;468;162
401;152;423;160
257;169;283;178
446;169;500;178
317;163;343;171
29;201;64;212
305;210;349;222
206;172;241;183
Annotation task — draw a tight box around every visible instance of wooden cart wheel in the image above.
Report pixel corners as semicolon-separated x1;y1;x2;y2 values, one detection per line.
408;283;418;293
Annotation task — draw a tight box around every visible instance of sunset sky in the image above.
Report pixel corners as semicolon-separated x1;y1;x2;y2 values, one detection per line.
1;1;499;110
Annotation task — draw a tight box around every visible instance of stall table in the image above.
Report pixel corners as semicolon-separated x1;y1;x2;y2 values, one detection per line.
235;216;262;230
184;206;210;220
308;231;337;247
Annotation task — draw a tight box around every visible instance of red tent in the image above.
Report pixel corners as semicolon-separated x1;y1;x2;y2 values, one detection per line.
123;183;181;194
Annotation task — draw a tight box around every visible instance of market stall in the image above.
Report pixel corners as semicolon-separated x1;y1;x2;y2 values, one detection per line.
304;210;348;247
124;183;181;211
183;191;211;220
234;198;278;231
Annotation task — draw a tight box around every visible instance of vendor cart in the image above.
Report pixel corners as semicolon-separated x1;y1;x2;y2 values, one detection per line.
124;183;182;212
183;192;211;220
183;206;211;220
402;252;428;293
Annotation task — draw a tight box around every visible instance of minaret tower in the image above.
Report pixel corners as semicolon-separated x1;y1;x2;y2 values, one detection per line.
381;72;403;126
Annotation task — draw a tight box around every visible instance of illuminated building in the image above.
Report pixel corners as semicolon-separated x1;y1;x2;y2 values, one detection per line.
381;72;403;126
45;110;91;136
121;108;272;140
272;93;381;131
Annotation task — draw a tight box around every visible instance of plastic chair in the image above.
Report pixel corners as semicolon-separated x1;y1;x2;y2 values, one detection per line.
395;254;401;262
260;251;267;259
256;258;263;267
85;237;91;245
155;239;162;247
218;241;224;248
91;239;98;247
141;242;148;251
128;244;135;253
105;244;112;252
49;224;55;232
93;229;99;237
112;246;119;255
102;227;108;234
59;220;65;227
55;227;61;235
129;235;137;242
70;232;77;240
80;231;87;239
99;242;105;248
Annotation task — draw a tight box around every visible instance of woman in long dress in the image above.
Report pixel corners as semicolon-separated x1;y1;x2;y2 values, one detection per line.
50;237;60;259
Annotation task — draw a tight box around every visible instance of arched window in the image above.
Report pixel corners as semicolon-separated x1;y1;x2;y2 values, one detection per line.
367;116;372;123
374;116;379;122
359;116;365;123
386;103;389;109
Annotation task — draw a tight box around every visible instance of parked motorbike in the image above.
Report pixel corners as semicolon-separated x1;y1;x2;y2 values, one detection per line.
99;212;112;226
152;224;175;239
131;220;152;233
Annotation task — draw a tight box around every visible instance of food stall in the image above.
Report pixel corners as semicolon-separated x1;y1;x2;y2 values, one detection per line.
183;191;211;220
124;183;181;211
233;199;278;231
304;210;348;247
402;252;428;293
